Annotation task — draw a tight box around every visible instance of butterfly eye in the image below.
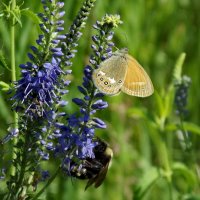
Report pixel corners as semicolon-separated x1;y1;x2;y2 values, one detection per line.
104;81;108;85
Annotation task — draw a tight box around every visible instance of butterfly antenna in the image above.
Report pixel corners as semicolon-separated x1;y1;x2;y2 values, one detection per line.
113;31;129;52
113;45;119;51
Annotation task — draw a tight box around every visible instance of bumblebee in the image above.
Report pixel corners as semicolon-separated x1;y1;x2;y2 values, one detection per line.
70;138;113;190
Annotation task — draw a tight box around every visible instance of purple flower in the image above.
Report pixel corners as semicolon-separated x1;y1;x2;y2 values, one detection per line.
2;0;105;198
56;15;122;176
12;58;64;119
0;168;6;180
41;170;50;181
92;99;108;110
1;128;19;144
174;75;191;118
76;138;96;159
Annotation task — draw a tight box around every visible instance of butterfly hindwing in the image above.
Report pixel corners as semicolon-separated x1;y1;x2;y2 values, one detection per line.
92;54;127;95
121;55;154;97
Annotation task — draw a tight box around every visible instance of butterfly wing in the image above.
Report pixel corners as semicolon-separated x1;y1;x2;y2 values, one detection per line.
92;55;127;95
121;55;154;97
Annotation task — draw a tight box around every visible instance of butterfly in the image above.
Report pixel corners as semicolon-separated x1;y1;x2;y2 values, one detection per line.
92;48;154;97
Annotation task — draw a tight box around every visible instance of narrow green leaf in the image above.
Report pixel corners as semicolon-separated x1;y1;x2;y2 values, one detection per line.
172;162;197;188
11;10;22;27
0;51;10;71
182;122;200;135
135;166;160;199
163;85;174;118
127;107;147;120
166;122;200;135
153;90;164;118
173;52;186;81
0;92;12;122
0;81;10;91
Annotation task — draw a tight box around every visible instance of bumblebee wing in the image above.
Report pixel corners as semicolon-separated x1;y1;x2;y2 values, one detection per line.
92;55;127;95
84;163;109;190
121;55;154;97
94;163;109;188
85;175;97;190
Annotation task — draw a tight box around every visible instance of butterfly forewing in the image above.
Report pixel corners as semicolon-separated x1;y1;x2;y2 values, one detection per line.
121;55;154;97
92;55;127;95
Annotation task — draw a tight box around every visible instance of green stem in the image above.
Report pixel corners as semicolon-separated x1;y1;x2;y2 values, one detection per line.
10;0;18;176
150;128;173;198
139;176;160;199
159;138;173;200
160;139;172;181
7;132;29;200
160;139;173;200
179;115;191;150
16;137;29;188
167;181;173;200
32;166;61;200
78;32;108;135
11;0;16;82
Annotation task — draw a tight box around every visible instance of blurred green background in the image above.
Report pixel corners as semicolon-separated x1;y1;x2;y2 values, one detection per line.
0;0;200;199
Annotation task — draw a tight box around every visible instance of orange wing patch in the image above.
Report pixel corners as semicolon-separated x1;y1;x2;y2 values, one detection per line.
121;55;154;97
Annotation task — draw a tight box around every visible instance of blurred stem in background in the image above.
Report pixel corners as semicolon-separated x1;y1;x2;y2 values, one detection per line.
133;52;195;200
148;121;173;200
32;166;61;200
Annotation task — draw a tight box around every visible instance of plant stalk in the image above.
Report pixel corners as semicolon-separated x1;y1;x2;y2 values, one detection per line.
10;0;19;176
32;166;61;200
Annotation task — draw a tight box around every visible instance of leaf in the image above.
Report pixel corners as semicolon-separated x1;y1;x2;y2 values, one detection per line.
0;51;10;71
153;87;174;130
172;162;197;188
173;52;186;81
153;90;164;118
166;122;200;135
0;92;12;122
127;107;148;120
21;9;41;26
11;10;22;27
162;85;174;119
182;122;200;135
0;81;10;91
134;166;160;199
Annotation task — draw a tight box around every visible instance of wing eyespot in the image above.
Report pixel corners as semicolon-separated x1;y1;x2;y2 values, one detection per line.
100;77;103;81
104;81;108;85
118;80;122;84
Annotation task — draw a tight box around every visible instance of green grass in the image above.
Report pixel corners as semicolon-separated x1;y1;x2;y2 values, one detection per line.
0;0;200;199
